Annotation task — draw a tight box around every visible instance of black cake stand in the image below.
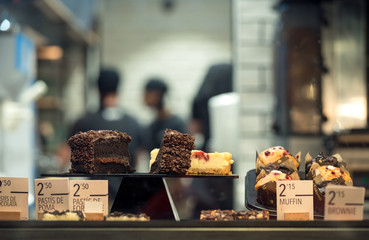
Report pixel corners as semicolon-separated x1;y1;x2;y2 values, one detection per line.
41;173;239;221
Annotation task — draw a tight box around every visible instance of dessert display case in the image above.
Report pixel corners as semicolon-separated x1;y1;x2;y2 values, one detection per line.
1;0;369;239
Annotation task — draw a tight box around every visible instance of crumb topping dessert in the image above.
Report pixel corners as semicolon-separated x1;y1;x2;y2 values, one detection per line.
42;210;86;221
149;129;195;175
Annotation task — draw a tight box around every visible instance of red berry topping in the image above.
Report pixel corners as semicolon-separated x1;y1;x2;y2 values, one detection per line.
193;151;209;161
265;151;271;156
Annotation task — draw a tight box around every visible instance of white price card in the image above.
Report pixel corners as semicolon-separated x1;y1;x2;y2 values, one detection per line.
0;177;29;220
277;180;314;220
69;180;108;216
324;184;365;221
34;178;70;219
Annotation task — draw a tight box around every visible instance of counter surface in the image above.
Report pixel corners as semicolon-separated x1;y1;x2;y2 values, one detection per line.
0;220;368;240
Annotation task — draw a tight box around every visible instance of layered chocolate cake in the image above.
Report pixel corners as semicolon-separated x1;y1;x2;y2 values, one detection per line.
149;129;195;175
69;130;135;174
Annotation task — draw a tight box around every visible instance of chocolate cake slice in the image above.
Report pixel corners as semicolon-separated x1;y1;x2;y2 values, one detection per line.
149;129;195;175
68;130;135;174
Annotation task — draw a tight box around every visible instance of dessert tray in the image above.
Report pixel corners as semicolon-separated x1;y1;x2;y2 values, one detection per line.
245;169;323;219
41;173;239;178
41;172;238;221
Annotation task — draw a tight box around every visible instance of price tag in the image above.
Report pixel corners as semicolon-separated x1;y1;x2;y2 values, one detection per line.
84;201;104;221
324;184;365;221
85;201;103;213
277;180;314;220
34;178;70;220
0;177;29;220
69;180;108;216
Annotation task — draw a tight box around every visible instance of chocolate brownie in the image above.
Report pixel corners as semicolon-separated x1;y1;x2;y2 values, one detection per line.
235;210;269;220
200;209;269;221
105;211;150;221
68;130;135;174
200;209;235;221
150;129;195;175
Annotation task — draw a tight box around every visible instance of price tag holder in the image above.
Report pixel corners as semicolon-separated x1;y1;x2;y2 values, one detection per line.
0;177;29;220
324;184;365;221
277;180;314;220
69;180;108;216
34;178;70;220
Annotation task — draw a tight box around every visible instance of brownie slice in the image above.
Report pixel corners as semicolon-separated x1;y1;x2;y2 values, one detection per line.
200;209;235;221
200;209;269;221
149;129;195;175
68;130;135;174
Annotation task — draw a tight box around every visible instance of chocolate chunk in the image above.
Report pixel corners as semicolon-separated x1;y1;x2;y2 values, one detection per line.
150;129;195;175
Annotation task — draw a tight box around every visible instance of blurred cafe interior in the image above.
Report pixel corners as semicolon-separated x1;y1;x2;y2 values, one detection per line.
0;0;369;219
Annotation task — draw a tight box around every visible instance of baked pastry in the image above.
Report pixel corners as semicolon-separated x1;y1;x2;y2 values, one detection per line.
235;210;269;220
149;149;234;175
149;129;195;175
305;152;353;215
256;146;300;174
200;209;235;221
105;212;150;221
42;210;86;221
68;130;135;174
200;209;269;221
255;155;300;207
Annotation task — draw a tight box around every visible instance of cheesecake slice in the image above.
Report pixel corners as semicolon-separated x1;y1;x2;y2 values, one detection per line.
150;149;234;175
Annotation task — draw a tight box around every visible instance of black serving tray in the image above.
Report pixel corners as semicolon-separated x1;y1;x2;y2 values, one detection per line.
245;169;323;219
39;172;238;221
41;173;239;178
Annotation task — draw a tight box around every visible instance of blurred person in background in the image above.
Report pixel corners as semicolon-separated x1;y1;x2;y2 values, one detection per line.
189;63;233;152
142;78;187;151
58;68;142;170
